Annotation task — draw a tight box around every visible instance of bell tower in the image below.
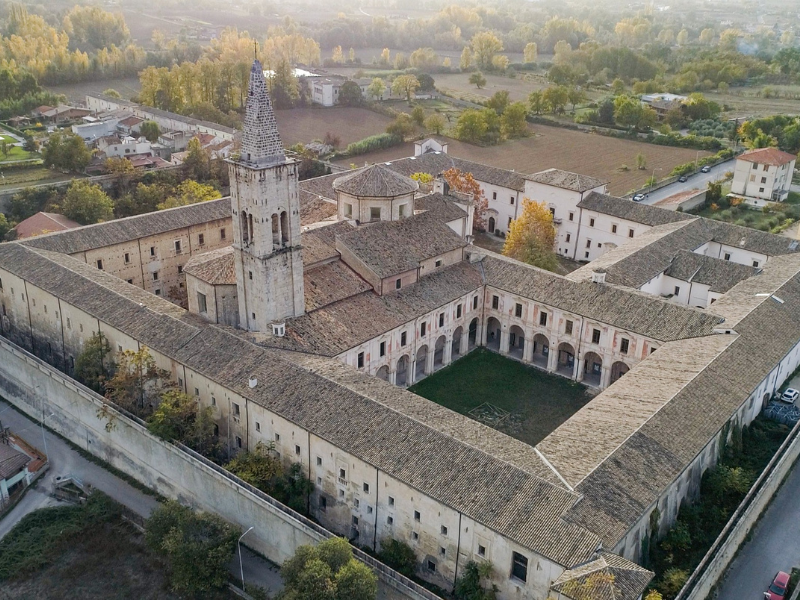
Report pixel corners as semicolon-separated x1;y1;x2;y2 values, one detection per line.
230;59;304;331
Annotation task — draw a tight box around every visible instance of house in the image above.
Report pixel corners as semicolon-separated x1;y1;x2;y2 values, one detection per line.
117;115;144;136
11;212;80;240
96;134;153;159
0;441;33;508
730;147;797;205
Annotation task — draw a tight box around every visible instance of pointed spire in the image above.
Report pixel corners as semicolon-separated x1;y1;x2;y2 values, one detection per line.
240;59;285;166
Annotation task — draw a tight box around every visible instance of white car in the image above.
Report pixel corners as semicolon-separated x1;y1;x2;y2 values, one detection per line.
780;388;799;404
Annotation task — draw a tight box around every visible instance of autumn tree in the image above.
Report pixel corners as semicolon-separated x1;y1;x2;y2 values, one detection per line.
425;113;446;135
500;102;529;139
542;86;569;114
62;180;114;225
42;131;92;173
503;199;558;272
104;156;134;174
391;74;420;102
443;168;488;232
366;78;385;101
386;113;416;139
105;346;174;417
469;72;487;89
74;332;115;394
103;88;121;98
529;91;544;115
409;47;438;70
567;87;586;111
139;120;160;143
158;180;219;210
460;46;472;70
486;90;510;114
470;31;503;71
182;137;210;181
523;42;538;64
147;389;219;456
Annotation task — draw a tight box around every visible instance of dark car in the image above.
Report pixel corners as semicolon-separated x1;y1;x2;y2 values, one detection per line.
765;571;789;600
678;175;688;182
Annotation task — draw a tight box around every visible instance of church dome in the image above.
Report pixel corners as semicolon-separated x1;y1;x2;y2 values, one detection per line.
333;164;419;198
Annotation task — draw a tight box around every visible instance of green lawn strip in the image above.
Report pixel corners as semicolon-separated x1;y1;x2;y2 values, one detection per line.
409;348;591;447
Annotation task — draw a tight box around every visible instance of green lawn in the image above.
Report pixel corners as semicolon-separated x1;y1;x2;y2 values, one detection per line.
409;348;591;447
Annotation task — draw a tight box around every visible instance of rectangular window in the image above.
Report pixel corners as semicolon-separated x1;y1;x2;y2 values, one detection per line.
589;218;595;227
178;265;183;274
399;204;407;218
420;322;426;336
344;204;352;218
511;552;528;582
339;468;346;479
438;313;444;327
357;352;365;368
401;332;407;346
414;510;421;522
515;303;522;318
96;259;103;270
761;176;767;184
352;515;359;526
441;525;448;536
611;224;617;233
750;174;756;182
568;212;574;221
566;233;571;242
194;387;199;396
435;259;442;268
592;328;600;344
492;295;499;309
198;233;205;245
565;320;573;335
256;421;261;432
316;456;322;466
478;545;486;557
197;292;207;313
153;271;159;281
753;162;758;169
236;436;242;448
539;312;547;326
387;516;393;524
620;338;629;354
427;560;437;572
412;532;419;541
275;433;280;442
150;246;156;257
155;289;162;296
388;496;395;506
586;239;591;248
456;304;462;318
320;496;327;511
492;192;497;200
174;240;182;254
295;445;300;455
370;206;381;220
628;228;634;238
510;196;515;205
232;403;240;416
124;252;130;264
724;253;731;261
585;251;589;259
508;217;512;228
753;260;759;268
363;482;370;493
473;296;478;309
395;278;402;290
220;228;226;240
379;341;386;357
674;286;681;296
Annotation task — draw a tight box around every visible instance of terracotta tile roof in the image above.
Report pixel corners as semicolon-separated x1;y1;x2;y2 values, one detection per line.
118;116;143;127
299;194;337;226
0;443;32;479
21;198;231;255
304;261;372;311
333;164;419;197
183;247;236;285
551;553;654;600
737;147;797;167
13;212;80;239
524;168;607;192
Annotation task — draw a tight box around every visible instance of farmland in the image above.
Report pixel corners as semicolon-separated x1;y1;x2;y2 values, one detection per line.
275;106;394;148
333;123;710;196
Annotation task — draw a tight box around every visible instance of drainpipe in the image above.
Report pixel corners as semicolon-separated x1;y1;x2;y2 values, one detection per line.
572;192;585;261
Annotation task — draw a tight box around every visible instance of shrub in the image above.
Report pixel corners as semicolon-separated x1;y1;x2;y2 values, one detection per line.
377;539;417;577
658;568;689;598
345;133;402;156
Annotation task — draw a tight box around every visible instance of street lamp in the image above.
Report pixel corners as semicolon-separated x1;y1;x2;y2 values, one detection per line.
238;526;254;592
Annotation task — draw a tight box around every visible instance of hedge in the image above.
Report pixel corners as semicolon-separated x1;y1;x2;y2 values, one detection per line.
344;133;403;156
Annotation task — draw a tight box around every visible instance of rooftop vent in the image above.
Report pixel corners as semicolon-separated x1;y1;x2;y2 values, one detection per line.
248;376;258;388
591;270;607;284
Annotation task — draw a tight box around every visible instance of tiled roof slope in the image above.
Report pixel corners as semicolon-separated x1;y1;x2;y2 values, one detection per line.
183;246;236;285
479;252;723;342
665;249;758;293
558;255;800;547
384;153;528;191
0;242;604;567
266;261;484;355
0;443;31;479
299;194;337;226
577;192;695;227
299;171;342;203
337;212;467;278
414;193;469;222
21;198;231;255
524;169;607;192
333;164;418;197
737;147;796;166
304;261;372;311
551;553;654;600
14;212;80;239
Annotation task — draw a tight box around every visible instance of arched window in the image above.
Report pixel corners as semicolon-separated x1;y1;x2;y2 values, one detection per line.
271;214;280;248
241;211;249;243
280;211;289;245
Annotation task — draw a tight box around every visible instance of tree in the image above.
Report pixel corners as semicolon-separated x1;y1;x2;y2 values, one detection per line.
469;72;487;89
282;538;377;600
105;346;174;417
425;114;446;135
182;137;210;181
379;48;391;66
391;75;420;102
409;47;438;71
455;110;489;144
338;81;363;106
676;29;689;45
416;73;435;91
503;199;558;271
74;332;115;394
23;136;39;153
42;131;92;173
411;172;434;186
377;539;416;577
645;591;663;600
394;52;409;70
567;87;586;111
460;46;473;70
486;90;510;115
366;78;385;101
331;46;344;64
158;180;219;210
270;60;300;108
500;102;529;138
147;389;219;455
636;153;647;170
386;113;416;139
613;95;656;130
225;441;283;491
528;91;544;115
139;120;160;143
62;180;114;225
0;141;9;160
104;156;134;174
146;501;239;596
0;214;10;241
542;86;569;114
598;98;615;124
706;181;722;205
611;78;625;95
454;561;498;600
523;42;538;64
470;32;503;71
699;28;715;45
411;106;425;126
443;168;489;232
103;88;121;98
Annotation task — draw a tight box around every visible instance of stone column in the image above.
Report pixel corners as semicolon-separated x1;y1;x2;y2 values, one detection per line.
407;357;416;386
522;334;534;363
443;336;453;366
600;362;612;389
389;370;397;386
547;343;558;371
426;347;435;374
461;329;470;356
499;329;510;354
575;357;585;382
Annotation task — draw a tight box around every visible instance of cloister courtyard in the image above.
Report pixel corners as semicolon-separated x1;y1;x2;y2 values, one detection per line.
409;348;592;447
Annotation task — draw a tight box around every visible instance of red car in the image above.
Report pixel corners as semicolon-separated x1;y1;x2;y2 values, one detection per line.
765;571;789;600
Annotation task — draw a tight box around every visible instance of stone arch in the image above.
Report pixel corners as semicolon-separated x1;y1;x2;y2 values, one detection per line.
468;318;478;349
532;333;549;368
415;345;428;379
280;211;289;245
486;317;501;351
557;342;575;377
508;325;525;359
376;365;390;382
610;360;630;384
434;335;447;369
396;355;410;386
271;214;280;248
583;351;603;386
452;326;463;359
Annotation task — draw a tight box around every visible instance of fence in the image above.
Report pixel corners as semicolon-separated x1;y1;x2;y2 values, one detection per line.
0;337;441;600
675;417;800;600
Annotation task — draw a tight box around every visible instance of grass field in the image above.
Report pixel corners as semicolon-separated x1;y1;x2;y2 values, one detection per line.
705;85;800;119
333;123;709;196
0;167;77;190
275;106;395;148
409;348;591;447
45;76;142;104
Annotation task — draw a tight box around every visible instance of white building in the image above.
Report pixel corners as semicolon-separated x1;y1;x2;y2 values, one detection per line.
731;147;796;204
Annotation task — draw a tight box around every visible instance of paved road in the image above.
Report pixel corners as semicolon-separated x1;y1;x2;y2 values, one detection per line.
640;160;734;205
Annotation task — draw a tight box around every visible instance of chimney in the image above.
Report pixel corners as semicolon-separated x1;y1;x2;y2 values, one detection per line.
591;270;607;284
248;376;258;388
433;174;449;195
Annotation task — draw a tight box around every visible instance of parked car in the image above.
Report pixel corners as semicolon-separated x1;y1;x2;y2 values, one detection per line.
632;193;646;202
780;388;799;404
678;175;689;182
701;165;711;173
765;571;789;600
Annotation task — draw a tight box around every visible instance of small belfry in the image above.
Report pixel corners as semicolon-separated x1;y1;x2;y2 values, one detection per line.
229;59;304;331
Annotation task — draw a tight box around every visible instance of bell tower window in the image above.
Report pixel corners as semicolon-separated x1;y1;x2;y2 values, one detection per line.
241;211;250;243
272;214;280;248
281;211;289;245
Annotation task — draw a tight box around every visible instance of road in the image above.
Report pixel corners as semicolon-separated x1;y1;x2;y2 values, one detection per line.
715;371;800;600
640;159;734;205
0;399;283;595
